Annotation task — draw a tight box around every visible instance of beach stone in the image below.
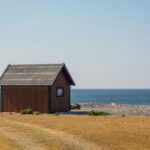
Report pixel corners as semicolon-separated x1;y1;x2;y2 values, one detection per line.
77;103;150;116
71;104;81;109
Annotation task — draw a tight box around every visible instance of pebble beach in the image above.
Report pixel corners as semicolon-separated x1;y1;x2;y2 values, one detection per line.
73;103;150;116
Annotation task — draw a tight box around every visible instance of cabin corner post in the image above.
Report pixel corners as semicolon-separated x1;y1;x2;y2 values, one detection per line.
0;86;3;112
69;87;71;111
48;86;51;114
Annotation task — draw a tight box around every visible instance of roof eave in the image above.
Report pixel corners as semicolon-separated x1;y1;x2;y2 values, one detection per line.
63;64;76;86
0;64;11;85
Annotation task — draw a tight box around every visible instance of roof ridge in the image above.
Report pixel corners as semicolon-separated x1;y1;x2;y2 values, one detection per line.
10;63;64;66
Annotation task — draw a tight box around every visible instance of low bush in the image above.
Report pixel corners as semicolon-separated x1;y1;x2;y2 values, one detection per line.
34;111;41;115
20;108;33;114
88;110;110;116
53;112;59;116
20;109;26;114
26;108;33;114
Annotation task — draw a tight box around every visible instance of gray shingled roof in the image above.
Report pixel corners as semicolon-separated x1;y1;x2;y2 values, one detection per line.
0;64;75;86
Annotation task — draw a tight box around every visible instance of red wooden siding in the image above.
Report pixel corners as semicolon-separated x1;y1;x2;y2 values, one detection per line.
50;68;70;113
2;86;48;113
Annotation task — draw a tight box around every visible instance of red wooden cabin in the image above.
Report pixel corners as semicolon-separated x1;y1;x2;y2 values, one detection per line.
0;63;75;113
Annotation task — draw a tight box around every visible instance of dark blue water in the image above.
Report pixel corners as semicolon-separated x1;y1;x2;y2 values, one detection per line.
71;89;150;105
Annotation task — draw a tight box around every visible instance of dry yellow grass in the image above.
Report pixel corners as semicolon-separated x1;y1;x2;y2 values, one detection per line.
0;114;150;150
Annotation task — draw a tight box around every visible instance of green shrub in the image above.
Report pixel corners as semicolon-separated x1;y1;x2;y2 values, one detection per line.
20;108;33;114
53;112;59;116
20;109;26;114
88;110;109;116
25;108;33;114
34;111;41;115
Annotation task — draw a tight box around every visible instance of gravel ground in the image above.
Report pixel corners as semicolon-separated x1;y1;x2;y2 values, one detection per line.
71;103;150;116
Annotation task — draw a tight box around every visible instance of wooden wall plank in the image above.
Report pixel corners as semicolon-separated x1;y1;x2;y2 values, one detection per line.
2;86;48;113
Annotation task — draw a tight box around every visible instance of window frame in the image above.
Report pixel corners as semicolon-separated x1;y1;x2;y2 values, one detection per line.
56;87;64;97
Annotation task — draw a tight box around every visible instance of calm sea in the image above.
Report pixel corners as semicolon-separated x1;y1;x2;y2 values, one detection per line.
71;89;150;105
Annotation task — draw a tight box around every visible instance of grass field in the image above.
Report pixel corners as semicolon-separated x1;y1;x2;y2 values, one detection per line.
0;114;150;150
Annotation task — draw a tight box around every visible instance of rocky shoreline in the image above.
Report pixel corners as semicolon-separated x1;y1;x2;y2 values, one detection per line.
72;103;150;116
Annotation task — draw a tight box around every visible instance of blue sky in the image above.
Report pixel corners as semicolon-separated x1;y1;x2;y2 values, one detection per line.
0;0;150;88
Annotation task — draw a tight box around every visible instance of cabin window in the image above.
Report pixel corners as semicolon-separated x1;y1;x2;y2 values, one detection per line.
57;88;64;97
